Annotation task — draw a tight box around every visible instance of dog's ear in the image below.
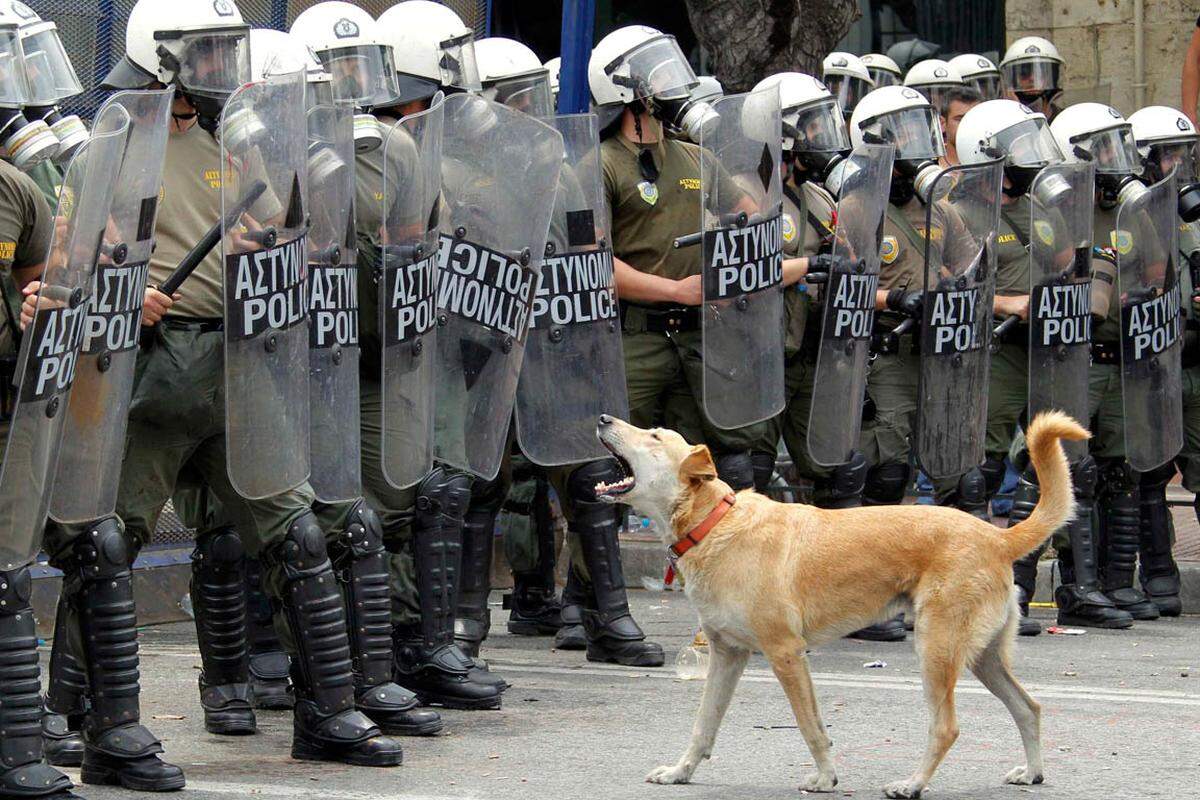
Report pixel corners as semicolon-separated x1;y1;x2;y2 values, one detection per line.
679;445;717;486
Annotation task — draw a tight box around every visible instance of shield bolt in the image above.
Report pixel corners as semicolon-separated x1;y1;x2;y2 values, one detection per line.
45;397;59;418
69;288;84;308
265;334;278;353
98;352;112;372
413;339;423;355
736;296;749;310
520;248;532;266
956;276;967;290
502;336;514;353
952;353;963;367
437;313;448;327
455;226;467;239
545;242;556;258
549;328;563;343
332;345;342;365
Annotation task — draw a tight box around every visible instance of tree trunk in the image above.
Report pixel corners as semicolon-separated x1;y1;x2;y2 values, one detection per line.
684;0;861;93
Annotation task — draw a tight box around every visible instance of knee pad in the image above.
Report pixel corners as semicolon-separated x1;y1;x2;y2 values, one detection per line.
714;451;754;491
192;526;244;571
818;451;867;504
864;462;910;504
416;466;472;519
344;499;384;558
568;458;622;505
750;451;777;493
978;456;1007;498
275;511;328;579
72;516;130;580
0;566;32;611
1070;455;1098;500
1098;458;1137;495
469;473;509;514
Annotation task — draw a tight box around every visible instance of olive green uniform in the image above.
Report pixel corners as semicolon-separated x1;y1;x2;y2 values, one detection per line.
603;131;763;453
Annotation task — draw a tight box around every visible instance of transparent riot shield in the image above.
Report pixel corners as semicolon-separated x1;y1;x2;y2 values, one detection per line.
49;88;172;524
1027;161;1095;464
515;113;627;467
915;159;1004;479
0;103;130;569
1117;174;1183;472
806;143;894;466
307;98;359;502
222;70;310;500
379;95;444;490
699;85;785;429
435;94;563;480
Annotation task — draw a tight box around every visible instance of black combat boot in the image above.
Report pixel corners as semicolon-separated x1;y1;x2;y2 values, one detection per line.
328;500;442;736
750;451;778;495
1054;459;1135;629
190;527;256;734
1137;467;1182;617
506;473;562;635
267;512;404;766
1097;462;1159;620
43;598;87;767
571;462;665;667
393;469;505;709
1007;472;1045;637
714;452;754;491
454;477;505;657
243;557;293;710
553;566;588;650
0;567;78;800
63;518;185;790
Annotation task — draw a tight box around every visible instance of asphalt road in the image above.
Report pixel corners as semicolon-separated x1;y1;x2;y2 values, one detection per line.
46;591;1199;800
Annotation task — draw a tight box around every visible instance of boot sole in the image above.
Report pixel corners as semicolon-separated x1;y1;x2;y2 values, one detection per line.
291;740;403;767
413;692;501;711
376;718;445;737
1056;613;1134;629
507;620;562;636
586;646;666;668
81;765;186;792
204;716;258;736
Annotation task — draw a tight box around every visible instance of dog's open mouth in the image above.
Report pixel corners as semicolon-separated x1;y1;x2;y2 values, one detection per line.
596;441;636;498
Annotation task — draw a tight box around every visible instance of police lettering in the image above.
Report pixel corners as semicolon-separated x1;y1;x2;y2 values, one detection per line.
21;304;87;402
385;253;437;345
926;288;984;355
436;235;535;340
1123;283;1182;361
704;214;784;300
308;264;358;349
1032;282;1091;348
226;236;308;340
530;249;617;329
82;261;150;355
824;272;877;340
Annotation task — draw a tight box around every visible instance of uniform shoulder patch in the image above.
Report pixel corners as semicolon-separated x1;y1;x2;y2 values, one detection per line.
1110;229;1133;255
881;235;899;264
1033;220;1055;246
782;213;797;244
637;181;659;206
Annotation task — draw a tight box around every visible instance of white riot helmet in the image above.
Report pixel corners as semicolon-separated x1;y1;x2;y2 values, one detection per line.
1000;36;1062;104
949;53;1001;100
957;99;1065;201
377;0;481;103
588;25;717;142
1051;102;1146;208
1129;105;1200;222
691;75;723;104
475;37;553;118
861;53;901;87
0;3;66;169
290;2;401;109
11;4;87;163
903;59;963;112
822;52;873;118
850;86;944;203
544;56;561;106
754;71;849;182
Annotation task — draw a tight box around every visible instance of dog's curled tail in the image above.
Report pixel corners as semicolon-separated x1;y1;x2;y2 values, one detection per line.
1002;410;1091;562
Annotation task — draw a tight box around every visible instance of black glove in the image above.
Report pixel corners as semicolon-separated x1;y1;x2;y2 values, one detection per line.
885;288;923;318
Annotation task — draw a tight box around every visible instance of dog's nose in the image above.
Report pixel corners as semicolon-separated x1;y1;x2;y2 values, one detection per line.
598;414;613;426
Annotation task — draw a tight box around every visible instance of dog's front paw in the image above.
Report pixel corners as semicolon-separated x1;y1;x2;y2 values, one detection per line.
798;771;838;792
882;779;924;799
646;764;692;785
1004;765;1044;786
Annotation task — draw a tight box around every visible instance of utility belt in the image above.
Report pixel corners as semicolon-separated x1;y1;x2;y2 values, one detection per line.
1091;339;1120;365
161;316;225;334
619;302;699;334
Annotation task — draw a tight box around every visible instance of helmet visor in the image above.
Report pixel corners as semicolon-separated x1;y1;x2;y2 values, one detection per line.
992;117;1062;167
825;74;873;116
319;44;401;107
788;98;850;153
21;27;83;104
1148;140;1199;183
861;106;944;161
867;67;899;87
966;74;1001;100
1071;125;1140;174
486;71;553;118
1002;60;1060;93
609;35;697;101
439;32;481;92
0;28;29;106
164;27;251;98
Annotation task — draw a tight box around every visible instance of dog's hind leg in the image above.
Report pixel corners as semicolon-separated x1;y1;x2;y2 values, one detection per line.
883;628;963;799
763;640;838;793
970;631;1044;786
646;633;750;785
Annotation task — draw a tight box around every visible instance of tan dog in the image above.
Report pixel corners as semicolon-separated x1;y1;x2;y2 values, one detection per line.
594;411;1089;799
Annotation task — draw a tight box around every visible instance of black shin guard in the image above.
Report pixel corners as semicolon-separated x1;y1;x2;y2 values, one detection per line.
243;557;292;709
0;567;75;799
750;451;777;494
1138;465;1181;616
1097;461;1159;620
506;475;562;636
553;565;588;650
43;597;87;768
813;451;866;509
714;452;754;492
190;527;254;734
455;478;504;656
1006;471;1045;636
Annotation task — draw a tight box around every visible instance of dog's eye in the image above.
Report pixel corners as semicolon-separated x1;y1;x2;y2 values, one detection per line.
651;432;660;441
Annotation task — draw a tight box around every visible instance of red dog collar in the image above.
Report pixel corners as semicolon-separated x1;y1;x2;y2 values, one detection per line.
669;494;736;562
